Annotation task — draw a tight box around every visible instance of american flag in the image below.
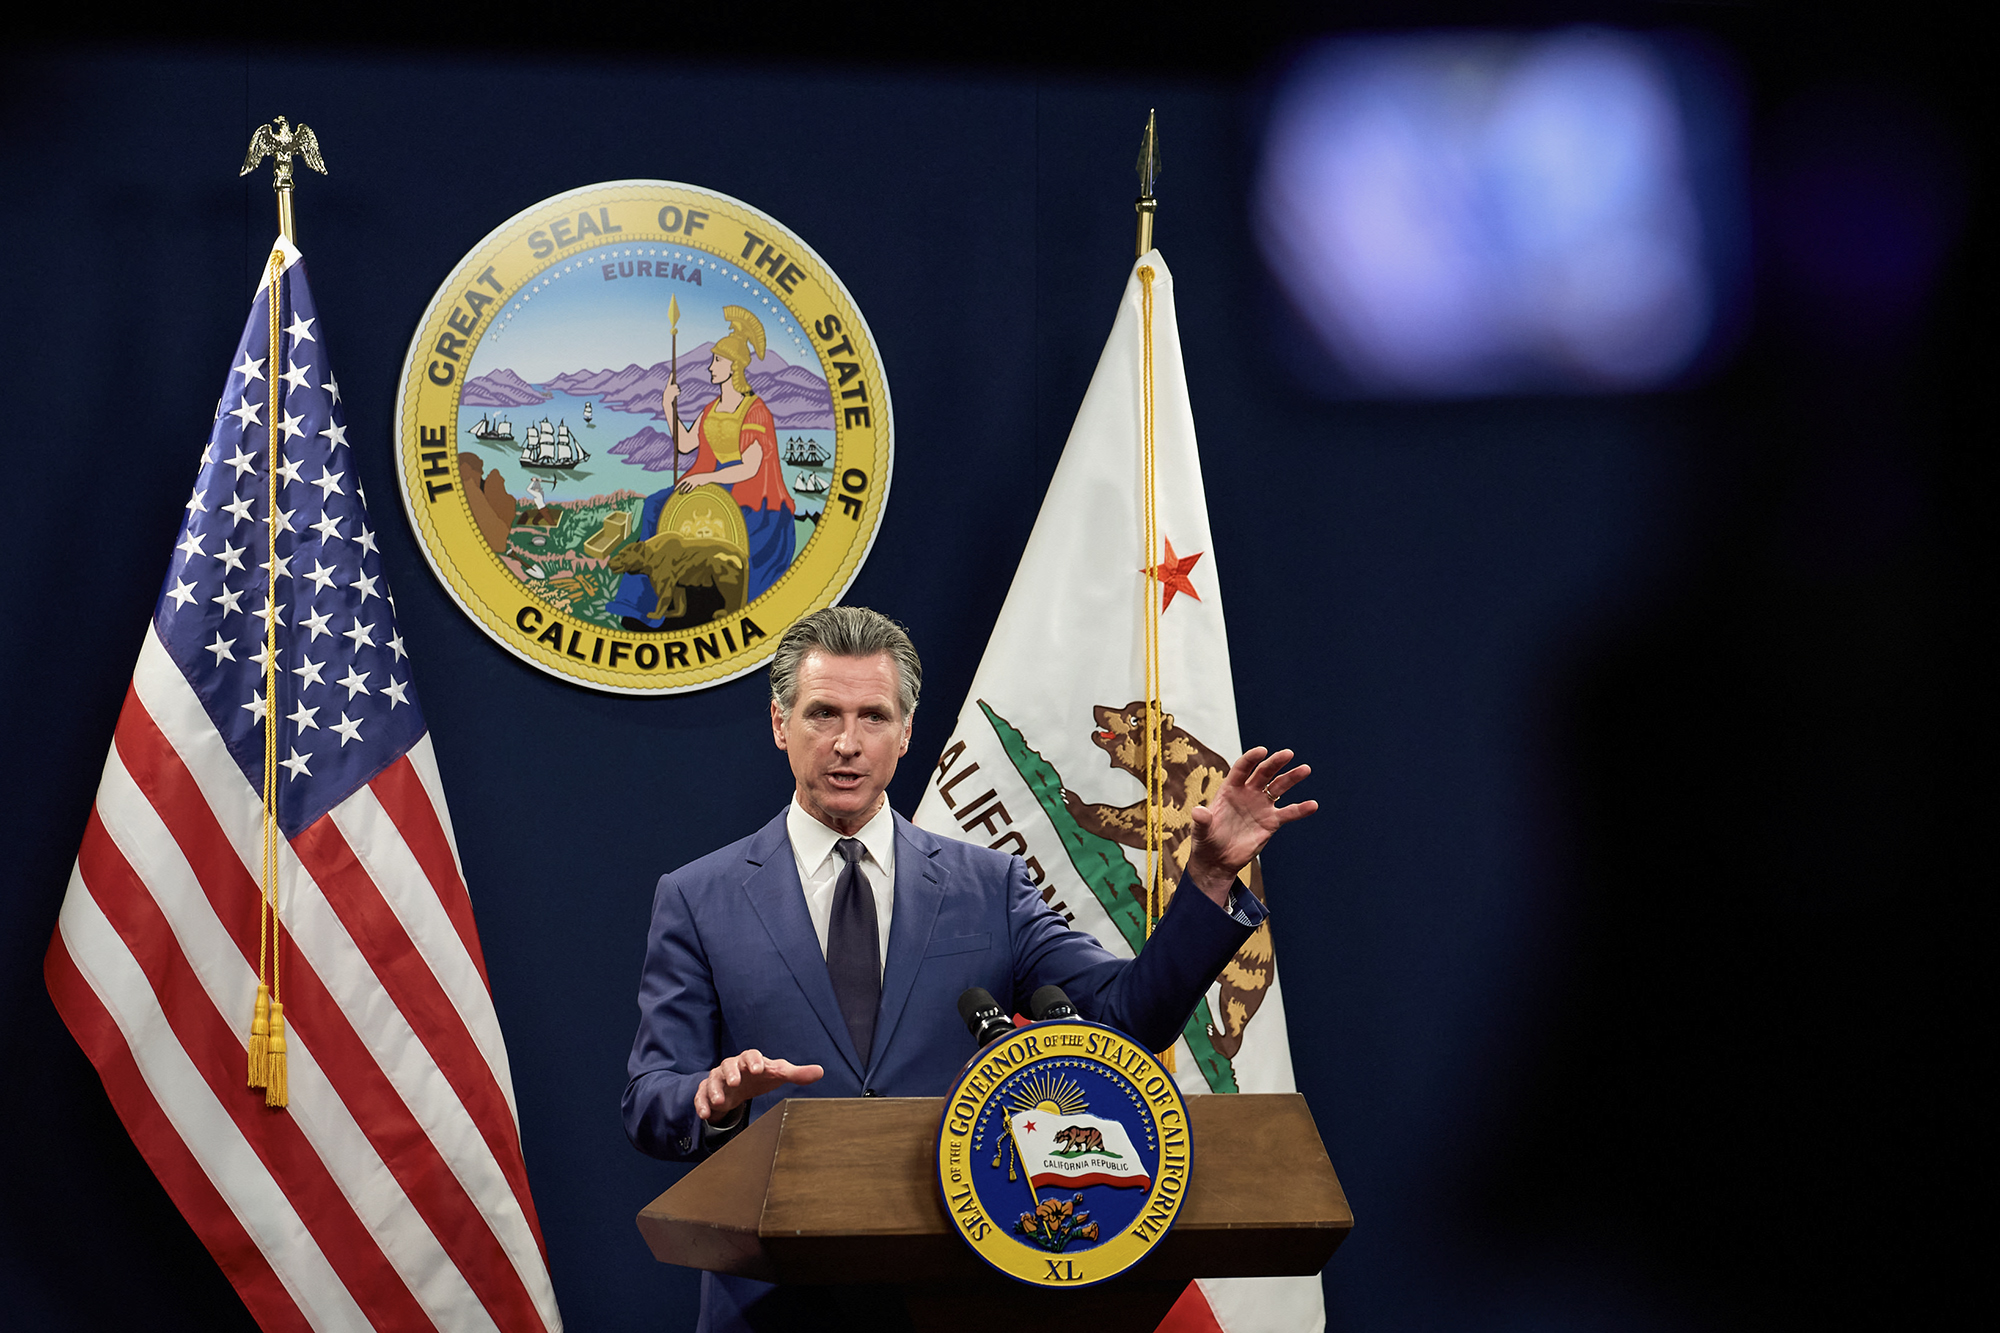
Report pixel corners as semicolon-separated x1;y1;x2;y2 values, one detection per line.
44;238;563;1332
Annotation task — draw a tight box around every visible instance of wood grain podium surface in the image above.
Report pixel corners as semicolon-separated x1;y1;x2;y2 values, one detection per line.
638;1091;1350;1312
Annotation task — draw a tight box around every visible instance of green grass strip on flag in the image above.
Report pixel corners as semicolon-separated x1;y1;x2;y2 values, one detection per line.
978;700;1239;1094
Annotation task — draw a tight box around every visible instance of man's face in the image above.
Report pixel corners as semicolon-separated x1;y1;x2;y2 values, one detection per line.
772;650;911;835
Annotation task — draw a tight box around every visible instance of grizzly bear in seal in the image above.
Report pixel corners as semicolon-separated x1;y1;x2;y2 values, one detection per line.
606;533;747;628
1061;700;1275;1061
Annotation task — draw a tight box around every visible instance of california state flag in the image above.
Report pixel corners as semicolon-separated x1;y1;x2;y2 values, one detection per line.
913;252;1325;1333
1014;1112;1152;1191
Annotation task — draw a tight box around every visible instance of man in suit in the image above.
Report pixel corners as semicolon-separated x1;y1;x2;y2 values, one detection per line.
622;607;1314;1329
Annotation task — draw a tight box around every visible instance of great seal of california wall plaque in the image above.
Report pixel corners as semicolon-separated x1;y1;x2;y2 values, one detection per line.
395;180;892;693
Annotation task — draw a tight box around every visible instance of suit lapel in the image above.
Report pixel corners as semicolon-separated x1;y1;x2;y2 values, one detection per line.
739;814;865;1079
868;814;946;1076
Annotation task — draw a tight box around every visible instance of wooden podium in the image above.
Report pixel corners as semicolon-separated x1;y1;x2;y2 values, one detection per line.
637;1093;1352;1332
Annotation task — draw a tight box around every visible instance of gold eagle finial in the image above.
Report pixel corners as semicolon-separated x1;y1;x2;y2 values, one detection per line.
240;116;328;192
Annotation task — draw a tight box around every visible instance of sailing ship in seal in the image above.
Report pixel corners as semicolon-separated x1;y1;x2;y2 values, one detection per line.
470;413;516;441
518;417;589;469
782;437;830;467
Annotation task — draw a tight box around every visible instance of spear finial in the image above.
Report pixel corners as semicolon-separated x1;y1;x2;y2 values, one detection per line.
1135;109;1161;258
240;116;327;245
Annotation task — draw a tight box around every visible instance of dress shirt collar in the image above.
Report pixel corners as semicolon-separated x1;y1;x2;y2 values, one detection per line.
785;795;897;880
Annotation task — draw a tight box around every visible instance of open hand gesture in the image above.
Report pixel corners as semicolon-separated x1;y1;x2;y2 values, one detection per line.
694;1048;823;1125
1185;747;1317;903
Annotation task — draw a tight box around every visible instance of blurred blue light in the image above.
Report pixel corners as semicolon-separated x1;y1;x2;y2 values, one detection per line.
1256;29;1740;396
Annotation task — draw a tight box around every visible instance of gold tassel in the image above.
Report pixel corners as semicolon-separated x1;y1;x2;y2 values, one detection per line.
247;983;271;1088
263;1001;289;1108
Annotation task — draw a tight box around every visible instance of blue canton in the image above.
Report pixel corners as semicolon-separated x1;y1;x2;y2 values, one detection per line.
153;255;426;837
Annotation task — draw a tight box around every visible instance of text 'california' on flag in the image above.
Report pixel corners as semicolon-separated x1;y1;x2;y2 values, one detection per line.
913;251;1324;1333
44;236;563;1333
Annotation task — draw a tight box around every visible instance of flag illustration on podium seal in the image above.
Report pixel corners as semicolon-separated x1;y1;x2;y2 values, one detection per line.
936;1019;1189;1286
395;180;893;694
46;236;563;1332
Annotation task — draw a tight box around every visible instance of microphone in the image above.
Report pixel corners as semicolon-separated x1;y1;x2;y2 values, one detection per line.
1029;986;1076;1022
958;988;1013;1049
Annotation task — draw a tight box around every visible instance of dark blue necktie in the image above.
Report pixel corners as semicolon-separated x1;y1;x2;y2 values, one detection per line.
826;837;880;1065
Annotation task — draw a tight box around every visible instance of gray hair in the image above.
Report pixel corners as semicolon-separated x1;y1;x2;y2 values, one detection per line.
768;606;922;719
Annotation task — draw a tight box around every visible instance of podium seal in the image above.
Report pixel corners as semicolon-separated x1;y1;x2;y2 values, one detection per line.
936;1020;1189;1287
394;180;892;694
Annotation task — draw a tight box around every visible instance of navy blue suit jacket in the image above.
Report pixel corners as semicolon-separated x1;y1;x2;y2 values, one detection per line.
622;808;1264;1161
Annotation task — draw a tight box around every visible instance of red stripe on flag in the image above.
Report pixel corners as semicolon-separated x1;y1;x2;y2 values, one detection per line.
370;756;492;992
45;934;314;1333
293;810;550;1263
75;807;435;1333
1157;1281;1229;1333
113;692;553;1331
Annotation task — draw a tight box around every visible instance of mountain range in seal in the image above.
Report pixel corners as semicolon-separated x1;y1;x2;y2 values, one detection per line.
461;342;835;431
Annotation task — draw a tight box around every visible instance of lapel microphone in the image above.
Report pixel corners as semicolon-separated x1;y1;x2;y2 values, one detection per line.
957;988;1013;1049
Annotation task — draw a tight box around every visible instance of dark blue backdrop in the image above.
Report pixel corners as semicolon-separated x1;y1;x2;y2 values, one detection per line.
0;26;1977;1333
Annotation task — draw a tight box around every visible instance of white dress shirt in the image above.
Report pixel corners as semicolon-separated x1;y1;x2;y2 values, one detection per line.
785;796;896;978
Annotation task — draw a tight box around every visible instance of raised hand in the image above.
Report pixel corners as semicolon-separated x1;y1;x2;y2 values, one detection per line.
693;1048;824;1125
1185;747;1317;903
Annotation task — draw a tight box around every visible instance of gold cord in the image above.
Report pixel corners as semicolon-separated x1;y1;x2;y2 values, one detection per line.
1137;266;1174;1073
254;249;289;1107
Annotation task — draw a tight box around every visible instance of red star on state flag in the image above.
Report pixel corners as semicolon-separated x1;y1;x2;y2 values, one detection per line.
1148;538;1203;609
1021;1119;1038;1133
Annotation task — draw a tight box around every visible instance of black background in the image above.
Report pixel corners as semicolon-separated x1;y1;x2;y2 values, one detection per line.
1;7;1982;1331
